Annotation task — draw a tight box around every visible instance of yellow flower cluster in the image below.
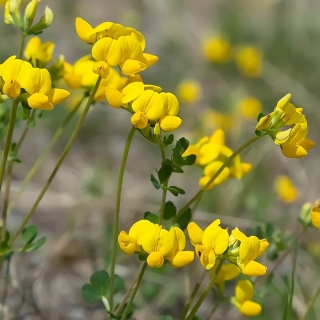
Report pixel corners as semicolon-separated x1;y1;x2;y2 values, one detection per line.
202;36;262;77
188;219;269;276
118;220;194;268
71;18;182;133
0;56;69;110
182;129;252;189
256;93;315;158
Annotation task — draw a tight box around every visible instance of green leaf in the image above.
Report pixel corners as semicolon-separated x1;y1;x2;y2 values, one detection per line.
150;174;160;189
176;208;192;230
163;134;174;146
82;270;110;304
168;186;185;195
163;201;176;220
166;187;178;196
172;139;196;167
23;237;46;252
255;129;263;137
22;225;38;246
114;274;125;294
158;316;174;320
0;242;11;255
27;119;36;128
158;164;173;184
257;112;265;122
0;228;10;244
144;212;159;224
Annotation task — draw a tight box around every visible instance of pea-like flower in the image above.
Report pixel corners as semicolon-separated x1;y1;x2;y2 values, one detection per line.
228;228;269;276
311;207;320;229
256;94;315;158
24;36;55;65
0;56;33;98
187;219;229;270
118;220;194;268
21;67;70;110
210;262;241;290
231;280;262;316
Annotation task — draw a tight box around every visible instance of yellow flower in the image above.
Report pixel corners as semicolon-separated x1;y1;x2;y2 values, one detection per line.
230;228;268;276
4;0;21;25
238;97;262;119
274;175;298;202
158;93;182;132
24;0;39;29
203;37;231;63
232;280;262;316
176;80;202;103
118;220;156;254
0;56;33;98
236;46;262;77
201;110;233;131
118;220;193;268
311;207;320;229
24;36;55;65
256;94;315;158
199;161;231;189
210;262;241;290
187;219;229;270
21;68;70;110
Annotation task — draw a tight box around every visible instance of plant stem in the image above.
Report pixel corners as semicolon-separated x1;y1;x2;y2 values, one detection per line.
302;282;320;320
9;78;101;245
179;270;206;320
114;262;145;316
158;137;167;224
120;262;147;320
0;256;11;320
173;135;264;223
8;97;84;214
206;299;221;320
17;33;27;59
109;125;136;311
185;259;225;320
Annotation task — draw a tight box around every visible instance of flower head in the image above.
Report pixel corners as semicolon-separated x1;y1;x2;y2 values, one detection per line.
274;175;298;203
236;46;262;77
187;220;229;269
24;36;55;65
238;97;262;119
231;280;262;316
203;37;231;63
176;80;202;103
311;207;320;229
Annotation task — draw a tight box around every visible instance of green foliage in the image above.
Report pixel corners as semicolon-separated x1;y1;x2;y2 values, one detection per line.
108;303;134;319
163;134;174;146
150;174;161;189
175;208;192;230
81;270;124;305
158;316;174;320
144;211;159;224
21;225;46;252
172;138;196;170
165;185;185;197
163;201;176;220
0;227;11;256
8;142;21;163
158;164;173;184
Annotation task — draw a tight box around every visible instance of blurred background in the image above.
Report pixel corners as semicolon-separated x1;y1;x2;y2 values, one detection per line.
0;0;320;319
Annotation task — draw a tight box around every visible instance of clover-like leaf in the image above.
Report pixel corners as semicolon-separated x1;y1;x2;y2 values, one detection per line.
144;212;159;224
150;174;161;189
163;201;176;220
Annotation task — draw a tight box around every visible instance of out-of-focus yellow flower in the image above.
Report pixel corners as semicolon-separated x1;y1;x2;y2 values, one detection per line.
256;94;315;158
202;110;233;131
0;55;32;98
183;129;252;189
176;80;202;103
5;0;21;25
311;207;320;229
203;37;231;63
228;228;268;277
118;220;194;268
238;97;262;119
274;175;298;203
231;280;262;316
24;0;39;29
21;68;70;110
236;46;262;77
210;262;241;290
0;0;7;5
187;219;229;270
24;36;55;65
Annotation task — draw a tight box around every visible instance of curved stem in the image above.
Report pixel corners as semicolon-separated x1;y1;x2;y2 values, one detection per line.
120;262;147;320
302;282;320;320
185;259;225;320
8;96;84;214
9;78;101;245
179;270;206;320
109;125;136;310
173;135;265;223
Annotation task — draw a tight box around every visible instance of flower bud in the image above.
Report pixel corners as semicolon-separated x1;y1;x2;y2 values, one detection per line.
27;6;53;34
24;0;39;30
5;0;23;28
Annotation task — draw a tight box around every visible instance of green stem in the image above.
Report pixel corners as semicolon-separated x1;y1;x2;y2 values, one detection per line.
9;78;101;246
158;137;167;225
179;270;206;320
206;299;221;320
302;283;320;320
120;262;147;320
173;135;264;223
0;100;18;194
8;97;84;214
17;33;27;59
185;259;225;320
0;256;11;320
109;125;136;311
